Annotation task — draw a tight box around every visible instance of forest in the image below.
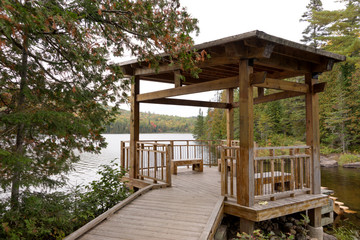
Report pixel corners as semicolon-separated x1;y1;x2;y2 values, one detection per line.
193;0;360;154
104;109;195;134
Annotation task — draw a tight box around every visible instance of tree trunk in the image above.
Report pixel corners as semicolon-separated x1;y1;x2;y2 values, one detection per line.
10;34;28;210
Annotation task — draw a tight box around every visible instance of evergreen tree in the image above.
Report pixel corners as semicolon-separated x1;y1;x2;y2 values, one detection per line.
0;0;199;208
193;109;205;139
300;0;326;48
313;0;360;61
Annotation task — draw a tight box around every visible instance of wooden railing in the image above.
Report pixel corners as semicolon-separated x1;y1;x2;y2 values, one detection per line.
137;142;171;185
120;141;171;185
220;145;312;201
220;146;238;198
121;139;224;166
254;146;311;198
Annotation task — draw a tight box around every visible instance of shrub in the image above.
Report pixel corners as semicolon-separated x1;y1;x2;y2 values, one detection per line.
0;160;129;240
338;154;360;165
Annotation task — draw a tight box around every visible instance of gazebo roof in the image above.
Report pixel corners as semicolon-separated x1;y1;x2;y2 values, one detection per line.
120;30;345;85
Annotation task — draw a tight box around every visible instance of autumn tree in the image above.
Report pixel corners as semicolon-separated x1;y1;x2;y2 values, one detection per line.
0;0;200;209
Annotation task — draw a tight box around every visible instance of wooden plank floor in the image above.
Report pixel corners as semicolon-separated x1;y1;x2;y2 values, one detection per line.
79;167;222;240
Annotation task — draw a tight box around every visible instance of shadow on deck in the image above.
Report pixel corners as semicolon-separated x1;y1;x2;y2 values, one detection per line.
65;167;327;240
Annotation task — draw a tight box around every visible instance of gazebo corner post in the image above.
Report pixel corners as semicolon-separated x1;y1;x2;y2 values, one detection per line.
129;76;140;179
238;59;255;234
305;73;322;228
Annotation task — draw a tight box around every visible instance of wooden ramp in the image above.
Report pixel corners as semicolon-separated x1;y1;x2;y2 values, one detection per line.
71;168;224;240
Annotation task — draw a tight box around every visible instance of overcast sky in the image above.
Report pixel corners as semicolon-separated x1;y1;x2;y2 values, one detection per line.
120;0;345;117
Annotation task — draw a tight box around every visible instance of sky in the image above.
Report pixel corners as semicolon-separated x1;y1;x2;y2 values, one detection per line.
120;0;345;117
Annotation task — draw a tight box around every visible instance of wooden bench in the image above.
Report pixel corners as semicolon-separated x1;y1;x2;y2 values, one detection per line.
171;159;203;175
255;171;292;195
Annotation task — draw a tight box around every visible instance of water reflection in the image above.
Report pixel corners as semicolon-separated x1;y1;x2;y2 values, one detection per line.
321;167;360;225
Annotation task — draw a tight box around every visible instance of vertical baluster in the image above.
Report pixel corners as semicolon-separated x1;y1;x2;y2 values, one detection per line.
221;149;227;196
270;149;275;194
290;148;295;191
230;157;234;197
139;143;143;180
166;145;171;186
154;148;158;183
281;155;285;192
260;160;264;195
120;141;125;169
187;140;189;158
208;140;211;166
300;150;304;189
161;151;164;181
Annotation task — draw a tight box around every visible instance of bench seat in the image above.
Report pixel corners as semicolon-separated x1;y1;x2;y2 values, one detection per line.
171;159;203;175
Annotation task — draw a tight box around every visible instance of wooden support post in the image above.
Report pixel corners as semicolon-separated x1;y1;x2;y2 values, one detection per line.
237;60;255;207
130;76;140;179
240;218;255;234
305;73;322;227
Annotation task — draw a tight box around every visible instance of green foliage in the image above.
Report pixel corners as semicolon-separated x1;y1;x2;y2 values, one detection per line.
75;160;129;218
105;109;195;134
331;221;360;240
0;160;129;240
0;0;199;208
338;153;360;165
235;230;294;240
193;109;205;139
300;0;326;48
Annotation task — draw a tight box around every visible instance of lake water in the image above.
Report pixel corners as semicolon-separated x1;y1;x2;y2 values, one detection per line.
321;167;360;224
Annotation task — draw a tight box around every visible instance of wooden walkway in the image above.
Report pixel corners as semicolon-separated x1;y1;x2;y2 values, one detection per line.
66;167;328;240
75;167;223;240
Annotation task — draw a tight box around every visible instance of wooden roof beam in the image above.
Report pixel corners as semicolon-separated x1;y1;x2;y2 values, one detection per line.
135;64;181;76
141;98;230;109
137;76;238;102
252;78;309;93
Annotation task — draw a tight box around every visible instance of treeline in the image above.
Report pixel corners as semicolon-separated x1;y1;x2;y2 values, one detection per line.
193;0;360;153
105;109;195;133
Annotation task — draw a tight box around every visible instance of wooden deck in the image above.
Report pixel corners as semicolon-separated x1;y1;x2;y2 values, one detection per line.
67;167;328;240
71;168;223;240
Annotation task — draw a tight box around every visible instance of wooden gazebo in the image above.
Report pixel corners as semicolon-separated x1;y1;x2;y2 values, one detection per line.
119;30;346;234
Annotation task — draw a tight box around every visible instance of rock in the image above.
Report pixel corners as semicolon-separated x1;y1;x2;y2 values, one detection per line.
284;222;293;231
320;157;338;167
323;232;337;240
296;233;307;240
343;162;360;168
